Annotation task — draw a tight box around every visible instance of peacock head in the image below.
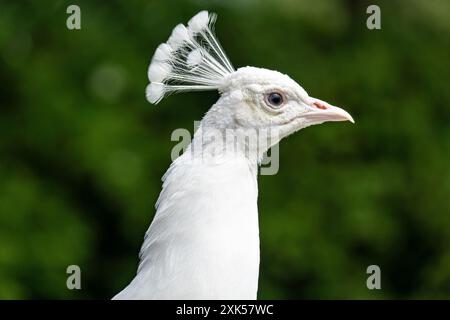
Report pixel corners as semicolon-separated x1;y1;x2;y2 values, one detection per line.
146;11;353;153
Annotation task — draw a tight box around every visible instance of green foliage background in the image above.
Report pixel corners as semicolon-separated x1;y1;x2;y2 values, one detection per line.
0;0;449;299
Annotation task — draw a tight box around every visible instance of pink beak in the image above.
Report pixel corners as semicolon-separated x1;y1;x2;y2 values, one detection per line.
306;97;355;124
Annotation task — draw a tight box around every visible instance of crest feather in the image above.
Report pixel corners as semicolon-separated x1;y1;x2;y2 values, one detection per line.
146;11;235;104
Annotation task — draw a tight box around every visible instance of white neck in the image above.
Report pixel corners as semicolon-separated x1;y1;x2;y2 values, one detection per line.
114;137;261;299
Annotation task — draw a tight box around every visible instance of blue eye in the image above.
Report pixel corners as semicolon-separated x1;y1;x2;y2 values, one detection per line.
266;92;284;108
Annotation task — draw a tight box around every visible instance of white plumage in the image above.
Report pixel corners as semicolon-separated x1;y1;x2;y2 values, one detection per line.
114;153;259;299
114;10;354;300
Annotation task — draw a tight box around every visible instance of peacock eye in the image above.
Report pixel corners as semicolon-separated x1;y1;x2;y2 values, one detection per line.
265;92;284;108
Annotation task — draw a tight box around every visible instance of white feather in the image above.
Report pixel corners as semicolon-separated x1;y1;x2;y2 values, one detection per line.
145;82;165;104
187;49;203;67
187;10;209;33
167;24;191;50
147;60;171;83
152;43;173;61
145;11;235;105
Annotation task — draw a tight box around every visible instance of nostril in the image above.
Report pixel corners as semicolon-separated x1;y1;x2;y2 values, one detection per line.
313;102;328;110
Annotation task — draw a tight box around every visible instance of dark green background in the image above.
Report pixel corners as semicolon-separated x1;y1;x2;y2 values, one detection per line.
0;0;449;299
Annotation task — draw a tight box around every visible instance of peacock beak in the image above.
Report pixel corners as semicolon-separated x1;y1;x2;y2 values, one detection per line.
305;97;355;124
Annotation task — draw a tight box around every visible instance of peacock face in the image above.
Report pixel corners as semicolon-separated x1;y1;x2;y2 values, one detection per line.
218;66;354;141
